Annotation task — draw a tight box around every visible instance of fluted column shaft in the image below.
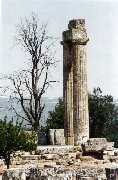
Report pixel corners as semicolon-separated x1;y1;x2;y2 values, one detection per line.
61;19;89;145
73;45;89;145
63;44;74;145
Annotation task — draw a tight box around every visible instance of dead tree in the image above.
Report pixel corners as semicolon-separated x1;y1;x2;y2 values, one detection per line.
2;15;57;131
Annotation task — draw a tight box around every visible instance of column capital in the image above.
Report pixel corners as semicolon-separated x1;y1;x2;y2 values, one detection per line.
61;19;89;46
68;19;85;29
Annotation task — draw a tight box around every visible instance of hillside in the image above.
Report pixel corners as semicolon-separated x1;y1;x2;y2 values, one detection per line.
0;96;59;127
0;96;117;127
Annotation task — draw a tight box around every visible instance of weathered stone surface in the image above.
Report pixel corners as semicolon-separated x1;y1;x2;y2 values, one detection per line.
83;138;108;153
2;168;25;180
43;167;105;179
2;167;108;180
106;142;114;151
36;145;81;155
103;154;109;161
76;168;106;179
114;149;118;156
61;19;89;145
2;165;40;180
109;156;118;163
41;154;59;160
106;168;118;180
48;129;55;145
80;156;94;161
48;129;65;145
65;152;77;159
21;155;41;160
55;129;65;145
11;160;36;165
67;159;75;165
56;159;67;165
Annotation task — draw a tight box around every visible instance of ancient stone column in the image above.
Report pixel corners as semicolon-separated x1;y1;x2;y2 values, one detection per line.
61;19;89;145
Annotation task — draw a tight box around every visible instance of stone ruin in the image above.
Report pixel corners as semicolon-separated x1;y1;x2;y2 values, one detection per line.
1;19;118;180
61;19;89;146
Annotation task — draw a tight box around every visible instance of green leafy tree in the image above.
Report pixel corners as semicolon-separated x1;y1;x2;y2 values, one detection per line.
89;87;118;146
0;119;37;169
46;98;64;129
46;88;118;147
108;118;118;147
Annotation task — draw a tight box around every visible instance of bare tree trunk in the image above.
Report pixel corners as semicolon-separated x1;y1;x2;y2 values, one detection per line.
1;14;57;131
6;152;10;169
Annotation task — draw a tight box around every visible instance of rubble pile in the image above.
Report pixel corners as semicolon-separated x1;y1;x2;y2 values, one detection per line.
1;138;118;179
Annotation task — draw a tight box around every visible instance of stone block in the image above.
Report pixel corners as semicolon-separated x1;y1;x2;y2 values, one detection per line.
103;150;108;155
48;129;65;145
58;152;77;160
41;154;59;160
106;142;114;151
107;150;115;156
76;168;106;179
11;160;35;165
114;149;118;156
48;129;55;145
21;155;41;160
2;168;26;180
109;156;118;163
98;176;107;180
2;166;108;180
80;177;94;180
2;165;40;180
36;145;81;155
67;152;77;159
83;138;108;153
106;168;118;180
80;156;94;161
54;129;65;145
67;159;75;165
103;155;109;161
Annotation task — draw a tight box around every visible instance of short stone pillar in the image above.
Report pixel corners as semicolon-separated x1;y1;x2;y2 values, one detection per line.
61;19;89;145
48;129;65;145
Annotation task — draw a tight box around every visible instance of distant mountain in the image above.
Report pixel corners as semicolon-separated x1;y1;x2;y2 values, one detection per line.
0;96;59;127
0;96;117;128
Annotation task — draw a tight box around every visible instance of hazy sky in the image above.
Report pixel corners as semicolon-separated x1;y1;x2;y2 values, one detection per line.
1;0;118;98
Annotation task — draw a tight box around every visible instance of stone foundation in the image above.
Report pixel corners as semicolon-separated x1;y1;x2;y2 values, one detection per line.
83;138;108;153
3;166;118;179
2;166;40;180
2;167;106;180
1;142;118;179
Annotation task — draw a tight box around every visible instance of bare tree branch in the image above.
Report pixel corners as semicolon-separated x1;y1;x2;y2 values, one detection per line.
1;14;58;131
